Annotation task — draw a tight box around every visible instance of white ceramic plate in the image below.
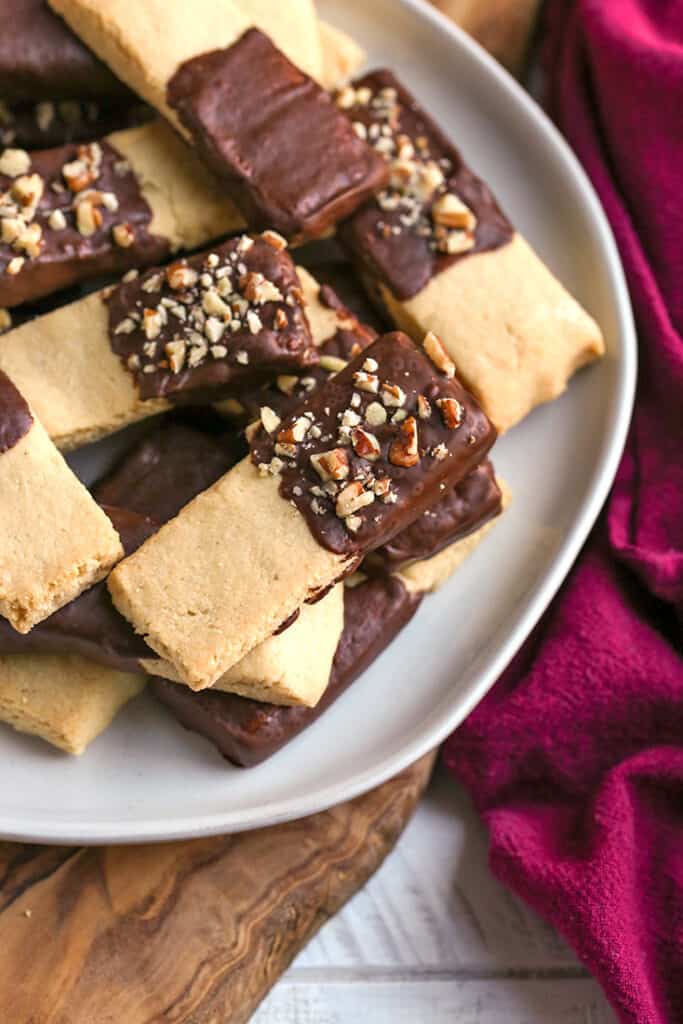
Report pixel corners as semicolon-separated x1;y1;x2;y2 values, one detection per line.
0;0;635;844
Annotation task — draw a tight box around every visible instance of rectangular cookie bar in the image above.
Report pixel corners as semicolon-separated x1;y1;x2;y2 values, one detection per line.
49;0;388;240
0;370;123;632
108;330;496;689
0;232;316;449
337;70;605;432
150;473;509;767
0;119;244;307
184;457;502;707
0;421;199;668
0;652;144;755
151;571;422;767
142;585;345;708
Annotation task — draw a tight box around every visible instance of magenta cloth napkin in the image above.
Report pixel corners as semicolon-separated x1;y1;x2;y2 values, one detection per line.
444;3;683;1022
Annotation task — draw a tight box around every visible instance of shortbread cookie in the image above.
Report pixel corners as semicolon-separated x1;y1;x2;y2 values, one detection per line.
0;652;144;754
337;70;604;432
108;331;495;689
151;571;421;767
151;485;509;767
142;585;345;708
0;233;315;449
319;21;366;89
49;0;322;120
0;139;168;307
0;120;243;307
0;372;123;632
49;0;388;240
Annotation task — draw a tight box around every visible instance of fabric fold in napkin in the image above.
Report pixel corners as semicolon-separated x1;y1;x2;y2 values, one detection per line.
444;3;683;1023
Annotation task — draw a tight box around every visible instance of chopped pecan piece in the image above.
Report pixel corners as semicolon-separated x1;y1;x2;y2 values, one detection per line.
389;415;419;468
436;396;463;429
336;481;375;518
422;331;455;378
351;427;381;461
311;448;350;482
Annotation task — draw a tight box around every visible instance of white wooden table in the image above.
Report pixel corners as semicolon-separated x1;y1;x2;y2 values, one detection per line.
254;763;617;1022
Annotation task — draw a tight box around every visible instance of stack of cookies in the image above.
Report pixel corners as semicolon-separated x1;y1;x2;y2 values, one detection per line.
0;0;604;764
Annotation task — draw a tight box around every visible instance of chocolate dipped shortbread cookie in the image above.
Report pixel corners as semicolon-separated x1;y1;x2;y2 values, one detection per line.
150;480;507;767
107;331;496;690
152;571;421;767
0;371;123;632
0;232;316;449
49;0;388;240
0;119;245;307
337;71;605;431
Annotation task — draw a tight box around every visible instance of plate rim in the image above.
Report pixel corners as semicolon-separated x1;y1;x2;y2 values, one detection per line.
0;0;637;845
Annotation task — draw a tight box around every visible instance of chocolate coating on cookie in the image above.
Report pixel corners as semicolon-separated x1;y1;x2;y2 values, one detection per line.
251;331;496;555
0;0;128;100
107;233;317;403
229;301;378;425
0;98;151;150
0;140;168;307
372;458;501;571
337;70;513;300
0;370;33;453
151;572;421;767
94;420;244;523
166;28;388;241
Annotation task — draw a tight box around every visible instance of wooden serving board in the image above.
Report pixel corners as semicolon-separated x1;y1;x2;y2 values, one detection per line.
0;5;540;1022
0;752;435;1023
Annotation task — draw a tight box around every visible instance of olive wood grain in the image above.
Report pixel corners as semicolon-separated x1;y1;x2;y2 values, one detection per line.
0;751;436;1023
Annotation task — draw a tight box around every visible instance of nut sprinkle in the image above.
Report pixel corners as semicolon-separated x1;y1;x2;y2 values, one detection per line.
336;70;513;301
107;233;316;401
0;139;164;284
250;331;496;555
